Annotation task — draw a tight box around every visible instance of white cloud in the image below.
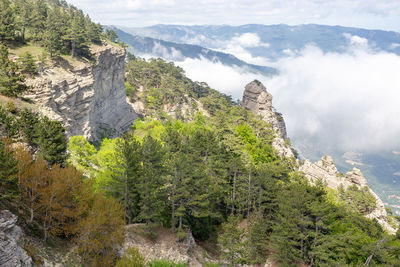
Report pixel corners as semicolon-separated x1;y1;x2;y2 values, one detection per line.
175;57;263;100
267;44;400;153
146;42;185;61
231;33;270;48
343;33;369;49
67;0;400;32
160;39;400;154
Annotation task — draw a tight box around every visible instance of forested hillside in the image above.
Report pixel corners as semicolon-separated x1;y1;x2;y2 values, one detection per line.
0;1;400;266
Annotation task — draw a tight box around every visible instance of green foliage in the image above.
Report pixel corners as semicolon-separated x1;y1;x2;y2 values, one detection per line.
0;139;19;201
0;43;27;96
67;136;97;175
116;247;146;267
17;52;37;75
35;117;67;165
340;184;376;214
218;215;246;266
0;0;16;41
105;29;118;43
0;0;103;59
124;57;235;118
148;259;188;267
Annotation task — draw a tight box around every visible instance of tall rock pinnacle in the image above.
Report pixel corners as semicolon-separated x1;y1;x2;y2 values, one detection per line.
242;80;293;158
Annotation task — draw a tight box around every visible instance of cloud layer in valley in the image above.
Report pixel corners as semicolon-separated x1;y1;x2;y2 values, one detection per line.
174;36;400;154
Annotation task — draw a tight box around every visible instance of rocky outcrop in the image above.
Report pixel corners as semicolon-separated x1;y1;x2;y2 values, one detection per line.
24;44;137;142
128;85;209;120
300;156;396;234
241;80;294;158
123;224;214;266
0;210;32;267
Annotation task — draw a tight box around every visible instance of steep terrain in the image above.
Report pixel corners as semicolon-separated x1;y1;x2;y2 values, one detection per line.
108;26;277;75
300;156;396;234
23;43;137;142
241;80;295;158
0;210;32;267
242;81;397;234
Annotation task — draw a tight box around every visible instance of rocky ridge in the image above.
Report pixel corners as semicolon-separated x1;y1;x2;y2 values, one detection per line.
24;43;137;142
0;210;32;267
241;80;294;158
300;156;396;234
242;80;397;234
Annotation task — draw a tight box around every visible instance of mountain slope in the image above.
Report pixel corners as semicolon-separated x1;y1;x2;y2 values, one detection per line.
119;23;400;60
108;26;277;75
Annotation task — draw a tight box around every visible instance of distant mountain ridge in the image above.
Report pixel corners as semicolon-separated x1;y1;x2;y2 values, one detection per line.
118;23;400;60
108;26;277;75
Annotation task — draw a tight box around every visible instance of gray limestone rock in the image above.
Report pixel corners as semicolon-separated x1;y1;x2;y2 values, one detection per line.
300;156;396;234
0;210;32;267
24;44;137;142
241;80;294;158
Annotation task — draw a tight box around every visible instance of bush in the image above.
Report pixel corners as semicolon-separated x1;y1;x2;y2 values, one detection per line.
148;259;187;267
116;247;146;267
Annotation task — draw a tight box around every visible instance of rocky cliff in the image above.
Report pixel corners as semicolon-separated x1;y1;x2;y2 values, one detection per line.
241;80;294;158
241;80;396;234
0;210;32;267
300;156;396;234
24;44;137;142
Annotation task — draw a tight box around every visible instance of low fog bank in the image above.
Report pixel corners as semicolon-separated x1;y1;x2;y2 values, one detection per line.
178;40;400;154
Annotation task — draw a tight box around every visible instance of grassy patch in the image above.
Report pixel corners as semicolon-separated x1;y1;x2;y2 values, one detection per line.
9;42;46;59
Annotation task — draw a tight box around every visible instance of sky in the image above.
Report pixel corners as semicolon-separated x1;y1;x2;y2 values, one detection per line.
67;0;400;32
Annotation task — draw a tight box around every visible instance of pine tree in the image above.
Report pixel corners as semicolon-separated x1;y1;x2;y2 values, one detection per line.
18;52;37;75
218;215;246;266
0;0;16;41
138;135;166;224
66;10;86;58
42;7;64;58
0;43;27;96
35;117;67;165
0;139;18;202
19;108;40;145
107;133;142;223
14;0;34;42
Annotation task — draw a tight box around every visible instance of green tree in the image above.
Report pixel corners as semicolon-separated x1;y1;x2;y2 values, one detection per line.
138;135;166;224
0;139;18;202
66;10;87;58
116;247;145;267
18;52;37;75
0;43;27;96
67;135;97;176
35;117;67;165
0;0;16;41
105;29;118;42
218;215;246;266
74;185;125;266
105;134;142;224
42;6;64;58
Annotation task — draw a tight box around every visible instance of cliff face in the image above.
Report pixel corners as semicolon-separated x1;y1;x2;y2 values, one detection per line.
0;210;32;267
241;80;294;158
300;156;396;234
241;80;396;234
24;44;137;142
